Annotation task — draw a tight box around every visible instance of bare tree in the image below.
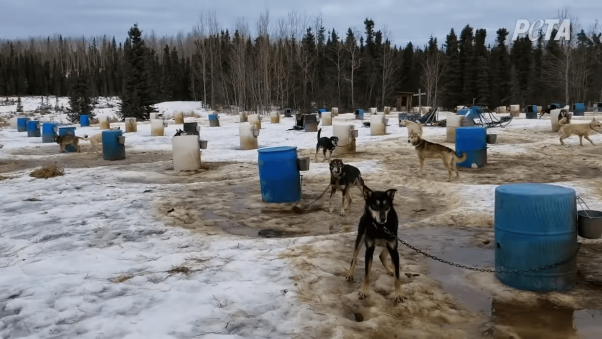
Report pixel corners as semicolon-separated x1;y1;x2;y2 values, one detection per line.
192;14;208;106
344;28;362;109
419;39;446;108
379;26;399;108
325;32;345;108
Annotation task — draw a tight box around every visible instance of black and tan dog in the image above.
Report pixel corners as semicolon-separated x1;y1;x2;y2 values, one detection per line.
408;132;467;182
329;159;364;216
55;134;87;153
346;185;403;302
315;128;339;162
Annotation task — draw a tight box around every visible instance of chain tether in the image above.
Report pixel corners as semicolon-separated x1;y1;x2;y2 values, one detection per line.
380;227;581;273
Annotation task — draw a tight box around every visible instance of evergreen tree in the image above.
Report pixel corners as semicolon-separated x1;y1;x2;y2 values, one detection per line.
119;24;156;120
67;72;94;123
442;29;461;108
459;25;475;104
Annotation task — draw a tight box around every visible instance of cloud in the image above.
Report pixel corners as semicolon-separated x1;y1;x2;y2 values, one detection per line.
1;0;599;47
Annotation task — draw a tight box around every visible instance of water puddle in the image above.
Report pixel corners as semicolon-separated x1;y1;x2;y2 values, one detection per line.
400;227;602;338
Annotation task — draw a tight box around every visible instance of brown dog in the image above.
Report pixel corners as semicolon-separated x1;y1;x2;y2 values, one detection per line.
408;132;467;181
55;135;86;153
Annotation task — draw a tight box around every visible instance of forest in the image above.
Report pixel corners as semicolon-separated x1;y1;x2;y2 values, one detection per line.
0;9;601;119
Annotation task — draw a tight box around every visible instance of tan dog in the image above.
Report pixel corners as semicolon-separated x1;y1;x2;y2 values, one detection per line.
400;120;423;138
55;135;86;153
82;133;103;153
408;132;467;181
558;119;602;146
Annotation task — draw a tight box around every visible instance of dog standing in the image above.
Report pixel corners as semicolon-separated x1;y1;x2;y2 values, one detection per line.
408;132;467;182
346;185;403;302
55;135;86;153
315;128;339;162
329;159;364;216
82;133;103;153
558;119;602;146
399;119;423;138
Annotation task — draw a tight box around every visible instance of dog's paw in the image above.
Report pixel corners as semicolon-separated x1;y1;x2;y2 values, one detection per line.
358;290;368;299
345;274;354;282
386;271;394;277
392;294;405;303
339;211;346;216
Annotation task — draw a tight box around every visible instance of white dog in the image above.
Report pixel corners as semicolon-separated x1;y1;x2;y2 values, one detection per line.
400;120;423;139
82;133;103;153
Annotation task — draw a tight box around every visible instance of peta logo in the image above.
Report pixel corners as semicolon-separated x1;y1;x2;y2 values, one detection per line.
512;19;571;41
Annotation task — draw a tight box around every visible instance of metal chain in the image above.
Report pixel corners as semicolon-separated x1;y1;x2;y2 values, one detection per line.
381;227;581;273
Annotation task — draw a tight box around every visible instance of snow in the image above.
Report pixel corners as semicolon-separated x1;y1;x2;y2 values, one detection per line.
2;97;602;338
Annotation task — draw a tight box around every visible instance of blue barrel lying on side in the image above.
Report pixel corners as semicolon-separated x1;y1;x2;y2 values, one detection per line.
495;183;577;291
42;123;57;143
17;117;29;132
257;146;301;203
355;109;364;120
80;115;90;127
455;127;487;168
572;103;585;116
27;121;40;137
58;127;78;152
102;130;126;160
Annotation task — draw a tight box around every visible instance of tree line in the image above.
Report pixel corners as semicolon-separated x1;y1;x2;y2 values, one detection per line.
0;9;601;120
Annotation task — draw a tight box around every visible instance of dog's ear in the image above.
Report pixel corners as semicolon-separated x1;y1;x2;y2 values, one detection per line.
385;189;397;201
362;185;373;200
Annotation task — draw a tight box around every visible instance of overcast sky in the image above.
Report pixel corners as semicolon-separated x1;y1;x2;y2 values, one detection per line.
1;0;600;47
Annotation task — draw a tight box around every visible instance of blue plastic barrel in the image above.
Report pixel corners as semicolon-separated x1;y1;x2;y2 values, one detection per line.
26;121;40;137
572;103;585;116
208;114;218;121
317;108;326;116
42;123;57;143
355;109;364;120
58;127;78;152
257;146;301;203
495;183;577;291
102;130;125;160
80;115;90;127
455;127;487;168
525;105;538;119
17;117;29;132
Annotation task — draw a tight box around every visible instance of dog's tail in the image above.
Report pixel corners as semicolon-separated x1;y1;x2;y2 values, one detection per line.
317;128;322;140
454;151;467;163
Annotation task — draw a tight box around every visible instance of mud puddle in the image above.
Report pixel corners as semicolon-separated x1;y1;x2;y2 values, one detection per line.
401;227;602;338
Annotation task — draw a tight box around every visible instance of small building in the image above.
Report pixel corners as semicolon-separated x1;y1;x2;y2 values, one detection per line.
396;92;413;113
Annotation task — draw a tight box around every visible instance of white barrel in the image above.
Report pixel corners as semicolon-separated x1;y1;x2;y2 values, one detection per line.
321;112;332;126
99;115;110;130
412;107;420;113
332;124;356;156
370;114;386;135
446;115;465;142
124;118;137;133
456;106;465;112
239;111;248;122
497;106;507;113
510;105;520;117
151;119;164;136
248;114;261;130
332;107;339;116
537;106;543;114
384;106;391;115
174;112;184;124
369;107;377;114
149;113;159;120
239;123;259;150
421;106;431;114
551;109;562;132
270;112;280;124
10;117;18;129
172;135;201;172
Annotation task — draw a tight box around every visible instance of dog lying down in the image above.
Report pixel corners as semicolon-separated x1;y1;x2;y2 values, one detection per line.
408;132;467;182
558;118;602;146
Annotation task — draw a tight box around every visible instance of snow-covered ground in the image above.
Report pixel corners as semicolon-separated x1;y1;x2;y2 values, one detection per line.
1;97;602;338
